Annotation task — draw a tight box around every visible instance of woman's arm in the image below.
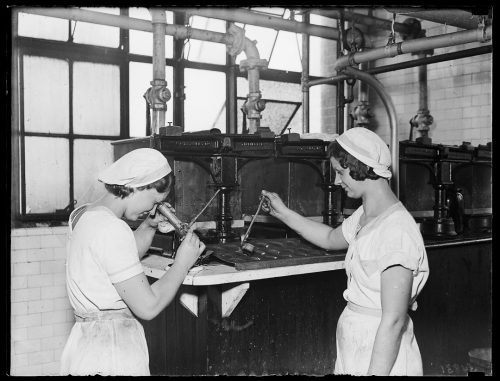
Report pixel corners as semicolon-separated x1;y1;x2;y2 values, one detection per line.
367;264;413;375
114;229;205;320
133;219;157;259
261;190;348;250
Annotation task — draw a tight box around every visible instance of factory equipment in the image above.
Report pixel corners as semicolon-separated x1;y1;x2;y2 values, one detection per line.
399;140;492;238
112;130;346;270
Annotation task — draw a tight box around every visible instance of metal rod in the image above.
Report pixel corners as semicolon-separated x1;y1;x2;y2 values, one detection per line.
188;189;221;228
306;45;492;87
241;196;265;245
343;66;399;198
151;9;166;134
176;7;341;40
310;8;415;35
20;7;235;45
334;24;492;70
385;8;486;30
301;12;310;134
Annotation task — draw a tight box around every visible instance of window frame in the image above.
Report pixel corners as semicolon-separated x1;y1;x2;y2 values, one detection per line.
11;7;324;225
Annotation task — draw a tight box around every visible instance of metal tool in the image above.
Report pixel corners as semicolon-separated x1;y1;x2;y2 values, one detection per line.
188;188;221;228
240;196;265;246
156;203;190;237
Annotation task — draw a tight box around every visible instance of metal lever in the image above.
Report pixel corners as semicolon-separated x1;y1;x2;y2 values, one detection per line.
240;196;265;246
188;188;221;228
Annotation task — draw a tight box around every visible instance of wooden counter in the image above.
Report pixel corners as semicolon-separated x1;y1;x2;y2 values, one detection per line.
139;234;491;376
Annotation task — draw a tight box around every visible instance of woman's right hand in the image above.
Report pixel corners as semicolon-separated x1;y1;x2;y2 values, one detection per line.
261;190;289;220
174;227;206;271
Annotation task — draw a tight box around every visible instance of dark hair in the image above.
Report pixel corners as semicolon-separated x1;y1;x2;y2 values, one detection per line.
327;141;381;181
104;173;174;199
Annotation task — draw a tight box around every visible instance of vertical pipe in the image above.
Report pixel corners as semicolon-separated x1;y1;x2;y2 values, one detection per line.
11;8;20;223
343;66;399;198
150;9;166;134
302;13;310;133
418;54;427;110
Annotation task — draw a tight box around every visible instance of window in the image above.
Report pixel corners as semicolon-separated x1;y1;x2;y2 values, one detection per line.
13;6;336;223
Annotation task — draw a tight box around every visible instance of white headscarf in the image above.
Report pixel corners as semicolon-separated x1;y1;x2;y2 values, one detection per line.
98;148;171;188
336;127;392;179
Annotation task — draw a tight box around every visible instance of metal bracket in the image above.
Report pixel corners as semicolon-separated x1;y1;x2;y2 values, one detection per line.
180;282;250;318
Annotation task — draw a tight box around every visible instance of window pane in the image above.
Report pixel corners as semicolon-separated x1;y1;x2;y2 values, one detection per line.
184;69;226;132
18;11;69;41
310;14;338;77
23;55;69;133
238;78;301;102
268;30;302;72
73;62;120;136
234;24;277;65
185;16;226;64
73;139;115;207
129;62;173;137
129;8;174;58
71;7;120;48
309;85;337;134
24;136;69;214
237;78;302;133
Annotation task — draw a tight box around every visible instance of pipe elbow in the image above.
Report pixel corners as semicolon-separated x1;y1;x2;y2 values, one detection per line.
243;37;260;60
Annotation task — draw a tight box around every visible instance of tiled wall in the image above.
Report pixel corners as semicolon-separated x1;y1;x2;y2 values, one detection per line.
357;15;492;147
10;227;73;376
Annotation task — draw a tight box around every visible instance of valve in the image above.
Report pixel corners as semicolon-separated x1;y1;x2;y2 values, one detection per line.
144;79;171;111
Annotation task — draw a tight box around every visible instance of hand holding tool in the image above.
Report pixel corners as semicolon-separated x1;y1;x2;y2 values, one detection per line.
240;195;265;246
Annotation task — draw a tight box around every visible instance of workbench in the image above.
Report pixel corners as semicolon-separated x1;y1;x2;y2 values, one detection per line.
139;233;491;375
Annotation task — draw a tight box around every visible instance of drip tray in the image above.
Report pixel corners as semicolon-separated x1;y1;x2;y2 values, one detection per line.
207;238;345;271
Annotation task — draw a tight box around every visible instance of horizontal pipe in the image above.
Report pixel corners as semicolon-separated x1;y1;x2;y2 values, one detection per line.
176;7;340;40
334;24;492;70
386;8;486;30
20;7;234;44
310;8;415;35
306;44;492;87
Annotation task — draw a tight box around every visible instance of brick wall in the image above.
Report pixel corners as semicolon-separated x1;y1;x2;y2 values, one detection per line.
10;226;73;376
358;14;492;147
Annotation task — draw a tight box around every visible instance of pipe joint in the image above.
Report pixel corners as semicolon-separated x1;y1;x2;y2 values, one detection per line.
351;100;373;127
241;92;266;119
144;79;171;111
410;109;434;131
226;23;246;57
240;58;268;71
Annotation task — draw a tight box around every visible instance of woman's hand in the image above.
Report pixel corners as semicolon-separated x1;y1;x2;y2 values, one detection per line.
261;190;290;220
174;227;206;270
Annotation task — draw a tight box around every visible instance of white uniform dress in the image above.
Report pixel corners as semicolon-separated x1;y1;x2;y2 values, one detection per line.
334;202;429;376
60;205;150;376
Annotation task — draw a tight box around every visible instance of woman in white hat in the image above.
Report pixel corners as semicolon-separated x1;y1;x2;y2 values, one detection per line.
60;148;205;376
261;127;429;376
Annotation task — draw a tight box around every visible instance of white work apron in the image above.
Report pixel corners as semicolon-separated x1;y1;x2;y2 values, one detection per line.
60;308;150;376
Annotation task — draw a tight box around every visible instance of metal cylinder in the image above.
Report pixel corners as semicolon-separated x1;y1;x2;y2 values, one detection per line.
157;203;189;237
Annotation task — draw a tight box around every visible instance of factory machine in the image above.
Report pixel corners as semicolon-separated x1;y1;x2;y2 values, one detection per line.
399;139;492;238
112;129;347;270
113;131;492;269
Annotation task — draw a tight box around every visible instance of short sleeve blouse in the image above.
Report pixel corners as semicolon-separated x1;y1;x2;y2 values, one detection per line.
340;202;429;311
65;206;144;313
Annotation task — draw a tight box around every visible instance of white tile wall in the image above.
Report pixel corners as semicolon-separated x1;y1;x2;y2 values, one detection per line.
10;227;73;376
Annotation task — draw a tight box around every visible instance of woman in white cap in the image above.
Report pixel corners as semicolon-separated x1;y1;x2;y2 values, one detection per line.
261;127;429;376
60;148;205;376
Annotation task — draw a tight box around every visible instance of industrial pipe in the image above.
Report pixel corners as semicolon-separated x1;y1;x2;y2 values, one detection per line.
149;9;167;134
385;8;488;30
342;66;399;197
309;8;416;36
334;24;492;70
176;7;340;40
20;7;235;45
307;45;491;87
302;14;310;133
